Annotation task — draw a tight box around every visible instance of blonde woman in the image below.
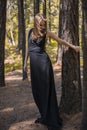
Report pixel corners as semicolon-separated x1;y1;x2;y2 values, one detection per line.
24;13;80;130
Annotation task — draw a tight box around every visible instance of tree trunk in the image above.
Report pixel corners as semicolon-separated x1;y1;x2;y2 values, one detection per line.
34;0;39;16
10;24;15;45
48;0;51;43
59;0;82;114
18;0;23;50
56;0;63;65
43;0;47;30
18;0;27;80
81;1;87;130
43;0;46;17
7;1;15;45
0;0;7;87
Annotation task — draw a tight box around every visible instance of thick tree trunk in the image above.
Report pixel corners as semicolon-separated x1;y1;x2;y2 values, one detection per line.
18;0;27;80
59;0;82;114
81;1;87;130
0;0;7;87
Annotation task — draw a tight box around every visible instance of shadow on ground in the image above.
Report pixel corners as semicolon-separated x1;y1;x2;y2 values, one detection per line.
0;67;82;130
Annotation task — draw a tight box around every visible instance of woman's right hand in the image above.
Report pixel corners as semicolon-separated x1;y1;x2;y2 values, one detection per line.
24;64;28;72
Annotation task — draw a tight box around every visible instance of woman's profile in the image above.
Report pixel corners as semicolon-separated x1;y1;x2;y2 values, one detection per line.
24;13;80;130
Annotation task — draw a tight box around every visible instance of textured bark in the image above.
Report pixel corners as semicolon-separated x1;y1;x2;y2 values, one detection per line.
0;0;7;87
43;0;47;30
18;0;27;80
48;0;51;43
56;0;63;64
43;0;46;17
81;1;87;130
34;0;39;16
48;0;51;30
18;0;23;50
59;0;82;114
7;1;15;45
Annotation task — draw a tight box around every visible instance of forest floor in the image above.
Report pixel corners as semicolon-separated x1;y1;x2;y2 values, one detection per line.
0;65;82;130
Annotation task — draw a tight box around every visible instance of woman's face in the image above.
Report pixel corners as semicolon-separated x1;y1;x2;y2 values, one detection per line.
33;14;47;38
39;19;45;27
35;14;46;27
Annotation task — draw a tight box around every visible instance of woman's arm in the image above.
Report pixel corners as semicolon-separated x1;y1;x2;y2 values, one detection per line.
24;47;29;72
46;31;80;52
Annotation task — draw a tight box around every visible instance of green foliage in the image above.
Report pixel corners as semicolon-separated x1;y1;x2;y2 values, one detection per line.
5;0;83;73
5;43;22;73
5;39;58;73
46;39;58;63
24;0;34;29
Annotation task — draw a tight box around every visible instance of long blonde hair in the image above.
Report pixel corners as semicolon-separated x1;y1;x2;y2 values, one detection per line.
31;13;47;40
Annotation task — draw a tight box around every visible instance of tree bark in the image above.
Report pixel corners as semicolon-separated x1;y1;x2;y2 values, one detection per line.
59;0;82;114
43;0;46;17
18;0;27;80
0;0;7;87
81;1;87;130
34;0;39;16
56;0;63;65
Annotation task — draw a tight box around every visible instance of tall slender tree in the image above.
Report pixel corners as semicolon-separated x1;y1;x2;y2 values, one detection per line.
7;1;15;45
48;0;51;30
18;0;27;80
59;0;82;114
43;0;46;17
34;0;39;16
56;0;63;65
81;1;87;130
43;0;47;31
47;0;51;43
0;0;7;87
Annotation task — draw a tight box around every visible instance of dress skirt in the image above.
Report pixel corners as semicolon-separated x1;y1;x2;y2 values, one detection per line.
29;50;62;130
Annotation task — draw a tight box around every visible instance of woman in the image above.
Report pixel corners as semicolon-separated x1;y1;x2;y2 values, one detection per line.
24;13;80;130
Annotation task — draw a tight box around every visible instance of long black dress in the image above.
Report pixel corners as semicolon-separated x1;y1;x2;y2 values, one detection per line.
28;29;63;130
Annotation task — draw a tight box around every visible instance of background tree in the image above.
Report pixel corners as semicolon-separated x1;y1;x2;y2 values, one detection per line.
56;0;63;65
59;0;82;114
47;0;51;43
6;0;18;47
18;0;27;80
48;0;51;31
34;0;39;16
0;0;7;87
24;0;33;29
43;0;46;17
6;0;17;45
81;1;87;130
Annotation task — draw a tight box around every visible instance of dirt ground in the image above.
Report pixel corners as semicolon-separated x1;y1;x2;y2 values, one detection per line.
0;66;82;130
